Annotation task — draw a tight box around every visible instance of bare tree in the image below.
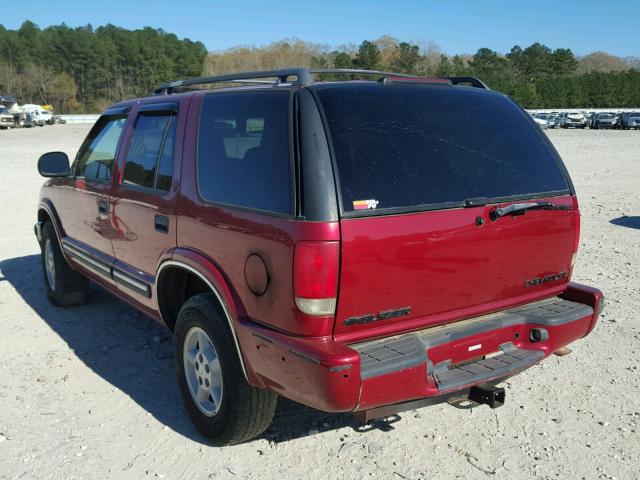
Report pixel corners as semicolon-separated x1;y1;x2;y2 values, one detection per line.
577;52;628;73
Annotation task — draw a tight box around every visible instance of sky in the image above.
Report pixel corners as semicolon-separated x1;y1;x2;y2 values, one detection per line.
2;0;639;57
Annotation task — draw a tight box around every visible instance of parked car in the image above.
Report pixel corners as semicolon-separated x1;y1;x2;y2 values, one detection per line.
612;113;624;130
557;112;586;129
50;115;67;124
531;114;549;129
619;112;640;130
536;113;558;129
22;112;39;128
592;112;616;129
37;108;52;125
35;68;604;445
0;105;16;129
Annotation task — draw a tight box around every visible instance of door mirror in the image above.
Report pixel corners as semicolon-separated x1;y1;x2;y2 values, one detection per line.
38;152;70;177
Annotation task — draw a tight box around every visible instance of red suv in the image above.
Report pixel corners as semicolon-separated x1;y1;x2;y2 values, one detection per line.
35;68;603;445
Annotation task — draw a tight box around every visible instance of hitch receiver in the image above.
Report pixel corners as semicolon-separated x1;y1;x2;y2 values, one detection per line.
468;384;505;409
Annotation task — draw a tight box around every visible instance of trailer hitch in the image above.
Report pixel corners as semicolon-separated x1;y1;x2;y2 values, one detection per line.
468;384;505;409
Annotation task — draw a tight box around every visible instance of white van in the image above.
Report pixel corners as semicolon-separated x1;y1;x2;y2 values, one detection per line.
20;104;53;125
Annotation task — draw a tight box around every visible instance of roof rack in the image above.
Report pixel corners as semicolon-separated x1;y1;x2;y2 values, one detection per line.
153;68;489;95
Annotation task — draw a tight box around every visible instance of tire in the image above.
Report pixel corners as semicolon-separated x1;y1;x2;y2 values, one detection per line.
40;222;88;306
174;293;277;445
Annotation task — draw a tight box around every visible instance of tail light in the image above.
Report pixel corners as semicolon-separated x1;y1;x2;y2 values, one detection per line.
294;241;339;316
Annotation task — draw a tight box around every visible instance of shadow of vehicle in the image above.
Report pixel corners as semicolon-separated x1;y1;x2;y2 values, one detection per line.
610;216;640;230
0;254;360;444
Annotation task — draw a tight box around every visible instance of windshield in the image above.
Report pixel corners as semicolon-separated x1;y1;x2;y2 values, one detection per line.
315;83;569;214
599;113;615;119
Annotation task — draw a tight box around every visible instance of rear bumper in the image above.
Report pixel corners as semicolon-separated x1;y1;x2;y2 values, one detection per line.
237;282;603;413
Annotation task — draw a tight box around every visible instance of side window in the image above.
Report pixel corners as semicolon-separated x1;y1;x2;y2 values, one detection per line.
123;113;176;192
75;116;127;180
197;92;292;215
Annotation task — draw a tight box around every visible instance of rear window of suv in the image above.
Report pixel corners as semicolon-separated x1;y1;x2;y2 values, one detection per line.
314;84;570;214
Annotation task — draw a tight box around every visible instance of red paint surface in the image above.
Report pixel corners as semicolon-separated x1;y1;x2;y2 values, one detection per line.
335;195;578;342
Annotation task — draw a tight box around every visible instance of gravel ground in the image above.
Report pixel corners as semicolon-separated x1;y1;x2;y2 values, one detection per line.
0;125;638;480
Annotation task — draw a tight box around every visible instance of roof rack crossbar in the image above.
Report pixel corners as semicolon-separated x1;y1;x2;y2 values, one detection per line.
308;68;422;78
153;68;313;95
445;76;490;90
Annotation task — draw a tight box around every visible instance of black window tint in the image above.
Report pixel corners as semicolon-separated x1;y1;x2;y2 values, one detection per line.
75;116;127;180
197;92;292;215
123;114;175;191
315;84;570;213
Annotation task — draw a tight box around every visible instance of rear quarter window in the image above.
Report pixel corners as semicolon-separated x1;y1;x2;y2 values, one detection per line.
197;91;293;215
314;84;570;214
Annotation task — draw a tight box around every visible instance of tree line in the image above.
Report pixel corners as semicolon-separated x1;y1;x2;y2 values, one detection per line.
0;21;207;112
1;22;639;112
206;37;640;109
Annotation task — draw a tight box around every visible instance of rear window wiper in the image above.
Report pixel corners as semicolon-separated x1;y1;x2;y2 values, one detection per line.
492;201;571;219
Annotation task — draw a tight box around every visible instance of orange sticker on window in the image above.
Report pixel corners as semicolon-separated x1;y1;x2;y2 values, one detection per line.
353;199;379;210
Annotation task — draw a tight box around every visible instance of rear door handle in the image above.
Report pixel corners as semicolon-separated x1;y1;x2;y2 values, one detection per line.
98;199;108;215
155;214;169;234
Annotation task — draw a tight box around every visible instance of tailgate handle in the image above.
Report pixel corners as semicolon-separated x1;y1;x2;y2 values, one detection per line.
155;214;169;234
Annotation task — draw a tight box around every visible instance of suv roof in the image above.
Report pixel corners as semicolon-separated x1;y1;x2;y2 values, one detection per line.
150;68;490;96
106;68;494;125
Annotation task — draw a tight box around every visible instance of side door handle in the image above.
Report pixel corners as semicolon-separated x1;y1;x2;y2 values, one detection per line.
98;199;108;215
154;214;169;234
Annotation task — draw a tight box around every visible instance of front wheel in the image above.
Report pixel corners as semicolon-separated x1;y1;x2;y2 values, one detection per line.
40;222;88;306
174;294;277;445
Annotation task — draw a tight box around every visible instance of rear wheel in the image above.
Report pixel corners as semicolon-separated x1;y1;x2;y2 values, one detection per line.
40;222;88;306
174;293;277;445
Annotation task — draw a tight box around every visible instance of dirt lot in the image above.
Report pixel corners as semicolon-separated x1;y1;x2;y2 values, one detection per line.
0;125;638;480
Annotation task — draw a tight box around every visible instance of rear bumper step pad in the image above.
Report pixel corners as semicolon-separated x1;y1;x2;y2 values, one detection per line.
353;296;593;383
433;344;544;391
